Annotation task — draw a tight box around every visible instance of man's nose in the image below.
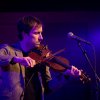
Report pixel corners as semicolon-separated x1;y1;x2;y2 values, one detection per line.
39;33;43;41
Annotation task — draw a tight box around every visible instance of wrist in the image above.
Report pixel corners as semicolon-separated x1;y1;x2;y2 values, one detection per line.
12;56;19;63
63;69;71;79
63;69;71;76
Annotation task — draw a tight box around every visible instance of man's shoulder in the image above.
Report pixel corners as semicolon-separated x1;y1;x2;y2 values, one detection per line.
0;43;10;48
0;43;21;52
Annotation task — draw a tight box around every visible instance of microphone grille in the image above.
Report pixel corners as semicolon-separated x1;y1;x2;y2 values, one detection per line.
67;32;74;38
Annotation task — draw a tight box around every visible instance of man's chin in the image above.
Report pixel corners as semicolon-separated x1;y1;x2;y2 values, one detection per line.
35;44;40;47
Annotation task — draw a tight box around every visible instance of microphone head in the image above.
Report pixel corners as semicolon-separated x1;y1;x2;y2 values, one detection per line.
67;32;74;38
67;32;91;45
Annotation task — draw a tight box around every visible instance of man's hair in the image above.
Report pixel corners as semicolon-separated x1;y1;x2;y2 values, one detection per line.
17;16;42;40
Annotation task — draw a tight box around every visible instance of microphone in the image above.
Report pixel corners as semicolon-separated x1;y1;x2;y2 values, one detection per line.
67;32;91;45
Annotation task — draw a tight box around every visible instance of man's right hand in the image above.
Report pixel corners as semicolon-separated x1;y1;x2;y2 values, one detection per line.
13;56;36;68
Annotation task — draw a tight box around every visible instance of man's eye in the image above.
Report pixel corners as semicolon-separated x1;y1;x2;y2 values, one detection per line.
34;32;40;34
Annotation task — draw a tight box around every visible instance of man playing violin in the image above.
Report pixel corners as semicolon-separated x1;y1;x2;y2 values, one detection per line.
0;15;81;100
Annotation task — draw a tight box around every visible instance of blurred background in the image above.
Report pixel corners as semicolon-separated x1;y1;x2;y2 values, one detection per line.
0;1;100;100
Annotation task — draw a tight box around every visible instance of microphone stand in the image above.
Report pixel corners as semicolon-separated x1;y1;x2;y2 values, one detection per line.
77;41;100;100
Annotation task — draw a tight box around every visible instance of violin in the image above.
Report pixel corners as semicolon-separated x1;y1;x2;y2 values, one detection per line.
29;44;91;84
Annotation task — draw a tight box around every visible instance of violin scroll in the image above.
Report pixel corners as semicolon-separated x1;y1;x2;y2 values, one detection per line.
80;70;91;84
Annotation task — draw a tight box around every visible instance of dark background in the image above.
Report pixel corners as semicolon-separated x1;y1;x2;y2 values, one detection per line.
0;1;100;100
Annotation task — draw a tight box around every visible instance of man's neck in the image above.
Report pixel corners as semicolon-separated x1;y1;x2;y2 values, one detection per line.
19;40;33;53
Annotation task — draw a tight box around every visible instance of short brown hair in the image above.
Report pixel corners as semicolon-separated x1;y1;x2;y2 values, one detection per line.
17;16;42;40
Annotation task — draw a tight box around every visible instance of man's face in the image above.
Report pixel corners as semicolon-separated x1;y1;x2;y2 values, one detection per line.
26;26;43;47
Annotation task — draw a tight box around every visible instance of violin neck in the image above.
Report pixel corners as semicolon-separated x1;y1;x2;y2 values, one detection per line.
53;57;72;70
